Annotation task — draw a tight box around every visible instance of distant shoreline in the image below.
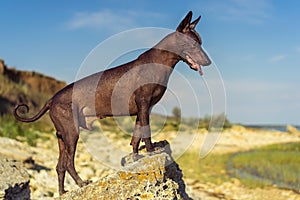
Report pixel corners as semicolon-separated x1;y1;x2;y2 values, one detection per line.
244;124;300;132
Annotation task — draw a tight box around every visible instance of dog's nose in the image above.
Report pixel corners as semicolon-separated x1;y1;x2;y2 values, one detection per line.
203;59;211;66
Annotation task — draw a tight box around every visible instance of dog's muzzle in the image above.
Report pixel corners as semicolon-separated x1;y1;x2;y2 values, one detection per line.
185;55;203;76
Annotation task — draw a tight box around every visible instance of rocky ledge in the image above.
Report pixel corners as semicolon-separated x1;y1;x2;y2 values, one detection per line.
0;158;30;200
57;141;191;200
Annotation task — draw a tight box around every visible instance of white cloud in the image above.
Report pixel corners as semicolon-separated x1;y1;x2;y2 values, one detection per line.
203;0;272;24
269;54;286;62
67;10;135;31
66;9;164;32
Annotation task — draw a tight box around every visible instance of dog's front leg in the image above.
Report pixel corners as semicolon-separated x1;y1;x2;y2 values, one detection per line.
130;119;154;161
132;120;154;152
130;96;154;160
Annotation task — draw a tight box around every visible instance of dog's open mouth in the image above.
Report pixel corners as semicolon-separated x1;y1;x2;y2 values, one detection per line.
185;55;203;76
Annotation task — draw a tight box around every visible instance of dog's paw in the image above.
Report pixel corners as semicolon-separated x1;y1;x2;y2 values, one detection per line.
79;180;92;187
146;147;155;153
132;153;144;161
150;146;163;153
59;190;68;196
154;146;163;152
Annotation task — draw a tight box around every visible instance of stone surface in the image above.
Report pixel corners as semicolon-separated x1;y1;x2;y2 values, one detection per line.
0;158;30;200
57;141;191;200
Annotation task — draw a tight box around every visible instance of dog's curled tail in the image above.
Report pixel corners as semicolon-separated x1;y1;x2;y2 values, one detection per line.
14;99;52;123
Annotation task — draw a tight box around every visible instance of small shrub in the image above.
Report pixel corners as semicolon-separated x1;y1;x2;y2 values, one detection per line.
0;114;47;146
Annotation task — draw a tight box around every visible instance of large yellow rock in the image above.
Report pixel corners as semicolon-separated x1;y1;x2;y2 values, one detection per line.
57;141;191;200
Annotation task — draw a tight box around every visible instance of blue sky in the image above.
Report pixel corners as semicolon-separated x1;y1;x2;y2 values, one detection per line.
1;0;300;125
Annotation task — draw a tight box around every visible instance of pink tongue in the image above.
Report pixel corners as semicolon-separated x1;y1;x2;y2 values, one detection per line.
194;63;203;76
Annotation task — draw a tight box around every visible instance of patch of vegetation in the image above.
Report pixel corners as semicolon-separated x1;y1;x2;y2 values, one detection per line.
177;151;231;184
0;114;51;146
98;116;135;139
229;142;300;190
0;72;56;146
98;112;232;135
177;142;300;192
199;113;232;130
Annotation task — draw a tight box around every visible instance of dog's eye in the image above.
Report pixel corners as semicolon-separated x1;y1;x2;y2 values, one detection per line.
192;42;199;48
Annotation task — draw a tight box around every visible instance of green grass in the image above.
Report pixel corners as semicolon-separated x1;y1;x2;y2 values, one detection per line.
177;142;300;192
0;114;51;146
177;151;231;184
229;142;300;190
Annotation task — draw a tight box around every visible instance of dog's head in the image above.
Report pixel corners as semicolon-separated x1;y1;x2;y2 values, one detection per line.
175;11;211;75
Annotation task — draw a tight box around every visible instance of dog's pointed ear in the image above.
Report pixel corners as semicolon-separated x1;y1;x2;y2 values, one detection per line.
190;16;201;29
176;11;193;32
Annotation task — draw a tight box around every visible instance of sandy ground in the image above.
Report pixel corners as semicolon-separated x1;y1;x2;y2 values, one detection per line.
193;125;300;154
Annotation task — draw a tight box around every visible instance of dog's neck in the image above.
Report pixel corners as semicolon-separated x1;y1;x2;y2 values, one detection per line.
137;32;182;69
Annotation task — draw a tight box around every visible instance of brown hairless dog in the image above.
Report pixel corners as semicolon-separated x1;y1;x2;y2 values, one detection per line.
14;11;211;195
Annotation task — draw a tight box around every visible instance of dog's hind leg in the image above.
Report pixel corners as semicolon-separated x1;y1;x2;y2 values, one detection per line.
51;105;90;194
56;132;68;195
63;127;91;188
